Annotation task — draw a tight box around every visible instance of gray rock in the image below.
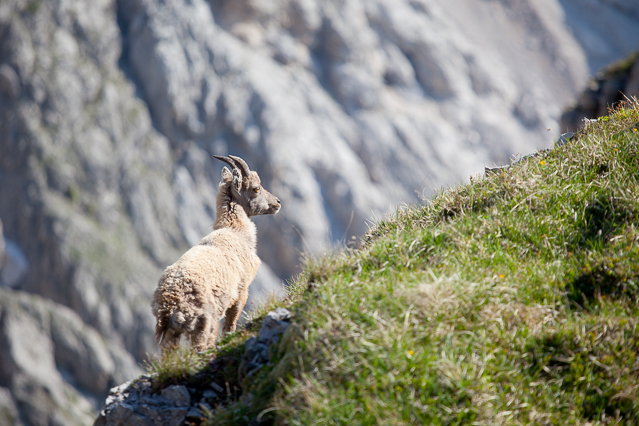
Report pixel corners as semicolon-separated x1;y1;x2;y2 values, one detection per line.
137;405;189;425
185;406;204;420
258;308;292;344
555;132;575;148
0;64;20;99
94;378;193;426
210;382;224;393
241;308;292;378
0;289;96;426
0;220;4;272
103;404;154;426
202;389;217;399
0;239;29;288
0;387;23;426
0;287;140;425
559;0;639;72
160;385;191;407
484;165;511;175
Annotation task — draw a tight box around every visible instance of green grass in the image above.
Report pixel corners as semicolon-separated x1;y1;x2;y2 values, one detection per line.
149;101;639;425
145;346;207;389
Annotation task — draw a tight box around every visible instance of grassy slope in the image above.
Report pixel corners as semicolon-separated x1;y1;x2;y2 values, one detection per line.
151;102;639;426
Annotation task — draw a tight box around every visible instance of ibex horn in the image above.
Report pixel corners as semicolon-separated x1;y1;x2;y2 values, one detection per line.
229;155;251;177
213;155;239;172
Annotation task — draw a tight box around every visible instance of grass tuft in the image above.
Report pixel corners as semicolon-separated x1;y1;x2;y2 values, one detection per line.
144;346;206;390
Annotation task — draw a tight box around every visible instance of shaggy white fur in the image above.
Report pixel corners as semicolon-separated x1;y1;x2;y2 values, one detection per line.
151;156;280;351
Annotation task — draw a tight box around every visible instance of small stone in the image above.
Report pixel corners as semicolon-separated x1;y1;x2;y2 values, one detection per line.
202;389;217;399
160;385;191;406
209;382;224;393
258;309;291;345
109;380;133;395
555;132;575;147
105;393;126;407
244;336;257;351
185;406;203;420
266;307;292;322
257;343;270;361
484;165;510;175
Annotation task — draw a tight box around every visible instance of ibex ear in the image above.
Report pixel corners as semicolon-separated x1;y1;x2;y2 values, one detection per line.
232;168;242;191
221;166;233;183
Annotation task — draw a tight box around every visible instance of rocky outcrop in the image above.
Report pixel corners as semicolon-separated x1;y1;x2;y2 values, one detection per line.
561;52;639;132
240;307;292;379
0;0;180;369
0;220;4;270
94;380;199;426
0;287;140;426
94;308;292;426
0;230;29;289
1;0;639;424
558;0;639;72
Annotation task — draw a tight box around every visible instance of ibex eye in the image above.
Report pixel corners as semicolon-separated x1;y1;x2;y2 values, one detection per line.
253;187;261;193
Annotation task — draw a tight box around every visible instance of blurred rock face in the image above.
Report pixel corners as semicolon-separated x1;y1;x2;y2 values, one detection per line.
0;288;139;426
561;53;639;132
558;0;639;72
0;0;638;423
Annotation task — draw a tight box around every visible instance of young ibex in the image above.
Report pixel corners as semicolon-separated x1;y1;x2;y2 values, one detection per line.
151;155;281;352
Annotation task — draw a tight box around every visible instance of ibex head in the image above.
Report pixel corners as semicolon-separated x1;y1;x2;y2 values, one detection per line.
214;155;281;216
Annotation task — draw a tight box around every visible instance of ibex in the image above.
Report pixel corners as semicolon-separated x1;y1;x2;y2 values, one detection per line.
151;155;281;351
